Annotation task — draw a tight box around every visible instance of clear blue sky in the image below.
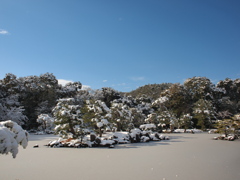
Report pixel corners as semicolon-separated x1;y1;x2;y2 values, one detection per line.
1;0;240;92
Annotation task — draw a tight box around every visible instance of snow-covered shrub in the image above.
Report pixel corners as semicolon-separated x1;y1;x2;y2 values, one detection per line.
93;118;109;137
214;134;239;141
37;114;54;132
149;132;161;141
129;128;142;143
0;120;28;158
139;123;156;131
111;132;129;144
159;134;169;140
141;136;150;142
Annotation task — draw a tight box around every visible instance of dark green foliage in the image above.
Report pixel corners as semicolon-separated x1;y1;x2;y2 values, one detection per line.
161;83;191;118
215;114;240;137
193;99;216;130
126;83;172;100
101;87;122;107
81;100;96;128
0;73;82;129
216;78;240;114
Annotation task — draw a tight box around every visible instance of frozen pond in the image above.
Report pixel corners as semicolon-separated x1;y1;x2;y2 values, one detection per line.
1;133;240;180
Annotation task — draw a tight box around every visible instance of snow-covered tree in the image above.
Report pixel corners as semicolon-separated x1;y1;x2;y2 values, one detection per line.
16;73;59;128
216;78;240;114
158;110;176;131
0;94;28;126
36;114;54;132
128;107;146;130
53;98;84;139
184;77;214;101
217;78;240;101
109;103;125;131
145;113;159;125
58;81;82;98
0;75;27;125
215;114;240;137
179;113;193;131
160;83;191;118
0;120;28;158
152;95;176;130
83;100;113;134
109;97;139;131
91;87;121;107
92;118;109;137
193;99;216;130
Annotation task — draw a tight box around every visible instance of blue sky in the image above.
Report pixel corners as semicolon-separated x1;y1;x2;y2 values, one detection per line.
0;0;239;92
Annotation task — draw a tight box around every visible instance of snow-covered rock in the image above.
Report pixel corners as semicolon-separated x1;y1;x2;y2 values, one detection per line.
141;136;150;142
139;124;156;130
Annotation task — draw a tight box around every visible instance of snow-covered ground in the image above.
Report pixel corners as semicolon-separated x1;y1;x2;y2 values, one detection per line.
1;133;240;180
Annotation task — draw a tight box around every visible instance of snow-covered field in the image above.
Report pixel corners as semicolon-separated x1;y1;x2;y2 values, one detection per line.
1;133;240;180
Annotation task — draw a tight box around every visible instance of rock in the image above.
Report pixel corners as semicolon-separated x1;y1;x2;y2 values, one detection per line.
90;134;96;142
33;144;39;148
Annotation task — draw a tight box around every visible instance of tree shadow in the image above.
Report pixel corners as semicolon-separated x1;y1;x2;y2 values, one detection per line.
169;135;197;140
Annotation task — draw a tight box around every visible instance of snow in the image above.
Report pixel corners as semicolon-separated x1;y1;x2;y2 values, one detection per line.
43;127;172;149
36;114;54;131
0;125;18;158
100;140;115;146
204;110;210;114
149;133;160;141
99;101;111;112
139;123;156;130
141;136;150;142
101;119;109;125
0;120;28;158
97;122;103;128
105;113;112;118
1;131;239;180
173;129;185;133
153;96;169;104
173;129;203;133
130;128;141;134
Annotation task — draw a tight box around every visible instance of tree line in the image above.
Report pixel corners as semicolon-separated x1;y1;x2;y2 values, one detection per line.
0;73;239;138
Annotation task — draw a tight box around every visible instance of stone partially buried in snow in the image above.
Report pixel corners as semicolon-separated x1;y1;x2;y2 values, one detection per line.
33;144;39;148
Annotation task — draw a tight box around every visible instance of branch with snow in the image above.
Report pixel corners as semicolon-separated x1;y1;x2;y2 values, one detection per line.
0;120;28;158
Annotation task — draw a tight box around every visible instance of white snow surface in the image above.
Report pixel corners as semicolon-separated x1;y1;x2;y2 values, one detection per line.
2;129;240;180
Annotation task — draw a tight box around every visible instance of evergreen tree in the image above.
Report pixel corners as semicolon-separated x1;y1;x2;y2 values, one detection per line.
53;98;84;139
179;114;193;131
160;83;191;118
193;99;216;130
215;114;240;137
217;78;240;114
